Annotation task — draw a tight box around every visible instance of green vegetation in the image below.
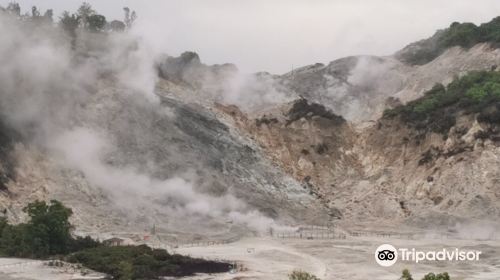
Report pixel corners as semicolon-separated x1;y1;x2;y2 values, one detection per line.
86;14;107;32
59;2;109;34
400;17;500;65
400;269;414;280
0;200;230;279
422;272;451;280
401;270;451;280
384;71;500;135
0;200;99;258
59;11;80;38
4;2;20;17
289;270;321;280
1;2;137;35
68;245;230;280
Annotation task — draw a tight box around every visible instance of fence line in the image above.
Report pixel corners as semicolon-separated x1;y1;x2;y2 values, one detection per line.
273;231;346;240
176;239;232;248
273;229;500;241
347;231;500;241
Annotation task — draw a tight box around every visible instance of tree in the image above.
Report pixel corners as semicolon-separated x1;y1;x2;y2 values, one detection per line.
74;2;106;32
401;269;414;280
422;272;451;280
124;7;130;26
43;9;53;23
1;224;30;257
87;14;106;32
77;2;95;29
109;20;126;32
23;200;73;255
6;2;20;17
0;217;7;237
31;6;40;18
439;22;479;49
59;11;80;38
77;2;95;17
123;7;137;28
0;200;99;258
130;11;137;26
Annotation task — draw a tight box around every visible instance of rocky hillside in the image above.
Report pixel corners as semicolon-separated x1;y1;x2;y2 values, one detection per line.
199;18;500;230
158;46;500;124
0;77;330;241
2;10;500;240
0;13;329;243
213;68;500;230
215;99;357;220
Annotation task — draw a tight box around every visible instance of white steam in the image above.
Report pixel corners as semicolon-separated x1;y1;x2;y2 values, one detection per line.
219;72;293;111
0;11;283;233
50;128;281;232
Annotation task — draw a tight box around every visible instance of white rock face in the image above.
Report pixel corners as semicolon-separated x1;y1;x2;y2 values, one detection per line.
277;43;500;122
157;43;500;123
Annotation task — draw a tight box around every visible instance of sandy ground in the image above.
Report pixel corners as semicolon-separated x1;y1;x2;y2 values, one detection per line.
0;258;106;280
0;235;498;280
174;236;500;280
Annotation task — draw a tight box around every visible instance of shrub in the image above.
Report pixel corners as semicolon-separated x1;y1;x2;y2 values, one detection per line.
439;22;479;49
401;270;451;280
68;245;230;279
400;16;500;65
385;71;500;134
289;270;320;280
422;272;451;280
400;269;414;280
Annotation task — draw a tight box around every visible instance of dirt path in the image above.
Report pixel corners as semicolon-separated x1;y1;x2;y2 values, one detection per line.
175;237;328;280
175;236;500;280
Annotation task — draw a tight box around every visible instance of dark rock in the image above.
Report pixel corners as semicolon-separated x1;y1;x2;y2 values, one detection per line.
157;52;237;88
286;99;345;126
328;207;343;219
315;143;329;155
255;116;279;127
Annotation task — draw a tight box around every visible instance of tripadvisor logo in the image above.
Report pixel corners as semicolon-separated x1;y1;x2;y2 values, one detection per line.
375;244;482;267
375;244;398;267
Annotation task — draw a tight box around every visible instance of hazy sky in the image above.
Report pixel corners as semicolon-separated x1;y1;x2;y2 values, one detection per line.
5;0;500;73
